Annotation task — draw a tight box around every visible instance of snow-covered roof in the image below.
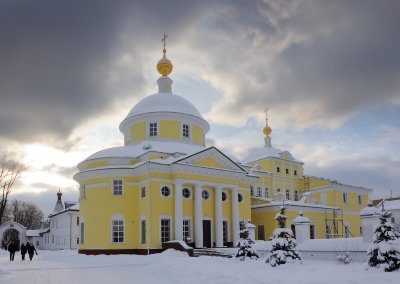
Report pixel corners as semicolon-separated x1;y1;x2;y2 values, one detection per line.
360;199;400;216
85;140;205;161
243;146;301;164
252;199;338;210
293;215;310;224
124;93;204;120
26;229;42;237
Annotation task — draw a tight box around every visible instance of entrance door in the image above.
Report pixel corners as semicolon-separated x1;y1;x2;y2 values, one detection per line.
202;220;212;248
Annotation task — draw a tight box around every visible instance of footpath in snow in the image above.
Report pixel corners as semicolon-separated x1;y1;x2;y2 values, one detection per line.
0;249;398;284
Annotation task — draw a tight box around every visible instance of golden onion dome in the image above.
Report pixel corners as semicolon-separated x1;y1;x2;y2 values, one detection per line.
156;55;173;76
263;126;272;136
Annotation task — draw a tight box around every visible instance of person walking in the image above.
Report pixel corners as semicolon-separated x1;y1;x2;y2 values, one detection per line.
8;241;17;261
20;243;27;261
26;242;38;261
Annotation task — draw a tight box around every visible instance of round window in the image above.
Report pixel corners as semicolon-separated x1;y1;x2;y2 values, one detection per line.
222;192;227;201
161;186;170;197
182;188;191;198
202;190;209;200
238;193;243;203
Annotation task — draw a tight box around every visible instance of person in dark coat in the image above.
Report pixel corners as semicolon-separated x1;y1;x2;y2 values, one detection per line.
26;242;38;261
20;243;27;261
8;241;17;261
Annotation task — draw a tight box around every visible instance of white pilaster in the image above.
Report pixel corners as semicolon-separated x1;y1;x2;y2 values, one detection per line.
231;187;240;246
215;186;223;247
174;182;183;241
194;184;203;248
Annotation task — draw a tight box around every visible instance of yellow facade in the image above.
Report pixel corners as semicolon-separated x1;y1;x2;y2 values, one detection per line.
74;48;372;256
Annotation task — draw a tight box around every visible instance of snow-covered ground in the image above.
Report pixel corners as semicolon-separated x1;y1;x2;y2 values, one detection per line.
0;248;398;284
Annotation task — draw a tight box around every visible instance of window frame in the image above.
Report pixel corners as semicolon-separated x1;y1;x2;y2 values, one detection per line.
182;123;190;139
141;186;146;198
310;224;315;239
294;190;299;201
285;189;290;200
343;192;348;204
276;166;280;173
182;188;191;199
358;195;362;205
112;179;123;196
160;185;171;197
238;193;244;203
149;122;158;137
182;219;191;241
111;216;125;244
141;219;146;244
160;217;172;243
202;190;210;200
222;191;228;202
223;219;230;243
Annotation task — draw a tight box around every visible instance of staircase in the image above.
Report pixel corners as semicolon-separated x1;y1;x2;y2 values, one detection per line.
193;248;235;258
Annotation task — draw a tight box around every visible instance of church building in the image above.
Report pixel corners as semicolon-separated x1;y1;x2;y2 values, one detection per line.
74;38;372;255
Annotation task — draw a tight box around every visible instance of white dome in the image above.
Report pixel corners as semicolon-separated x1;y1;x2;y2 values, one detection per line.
126;93;204;119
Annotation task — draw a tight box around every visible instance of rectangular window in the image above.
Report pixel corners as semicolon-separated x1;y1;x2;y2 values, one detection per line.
360;226;363;236
294;190;299;201
183;220;191;241
343;192;348;204
310;224;315;239
257;187;262;197
277;188;281;193
141;220;146;244
277;167;280;173
161;219;171;243
326;225;332;239
113;179;123;195
77;216;79;227
149;122;158;136
141;187;146;198
250;186;254;196
182;124;190;138
52;235;54;244
285;168;289;174
80;223;84;244
257;225;265;241
358;195;362;205
223;220;229;243
265;188;269;198
112;220;124;243
345;225;350;238
285;190;290;200
294;170;297;176
77;238;79;244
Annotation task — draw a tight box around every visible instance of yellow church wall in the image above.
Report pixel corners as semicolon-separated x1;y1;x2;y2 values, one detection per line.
160;120;180;139
192;125;204;145
239;190;251;221
86;160;108;169
193;157;224;169
130;122;146;143
79;181;140;250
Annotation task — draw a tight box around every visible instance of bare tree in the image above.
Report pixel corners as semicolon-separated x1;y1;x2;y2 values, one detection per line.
5;200;44;229
0;156;25;224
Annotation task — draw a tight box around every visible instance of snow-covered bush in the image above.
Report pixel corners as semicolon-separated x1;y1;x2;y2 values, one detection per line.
336;252;352;264
266;206;302;267
236;221;259;261
367;211;400;272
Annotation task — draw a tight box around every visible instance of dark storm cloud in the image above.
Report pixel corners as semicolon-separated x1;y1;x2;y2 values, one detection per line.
0;0;208;144
191;0;400;127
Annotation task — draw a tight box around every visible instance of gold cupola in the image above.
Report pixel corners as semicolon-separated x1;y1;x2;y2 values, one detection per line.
263;107;272;147
156;33;173;77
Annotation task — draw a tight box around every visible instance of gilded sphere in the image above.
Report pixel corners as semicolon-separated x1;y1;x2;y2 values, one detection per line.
157;58;173;76
263;126;272;136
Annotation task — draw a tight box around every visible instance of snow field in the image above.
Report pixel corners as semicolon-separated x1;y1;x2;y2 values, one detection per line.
0;249;398;284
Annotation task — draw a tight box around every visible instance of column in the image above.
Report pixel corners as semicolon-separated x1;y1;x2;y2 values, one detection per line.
194;184;203;248
231;187;240;246
174;182;183;241
215;186;223;247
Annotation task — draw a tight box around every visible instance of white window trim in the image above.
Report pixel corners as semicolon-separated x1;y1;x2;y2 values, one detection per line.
182;187;192;199
343;192;349;204
111;214;125;244
148;121;159;137
181;122;192;139
160;185;172;198
223;218;230;242
159;216;172;244
112;179;124;196
202;189;211;201
182;217;193;241
140;216;146;244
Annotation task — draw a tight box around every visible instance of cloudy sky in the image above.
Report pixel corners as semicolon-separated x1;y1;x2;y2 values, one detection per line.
1;0;399;215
